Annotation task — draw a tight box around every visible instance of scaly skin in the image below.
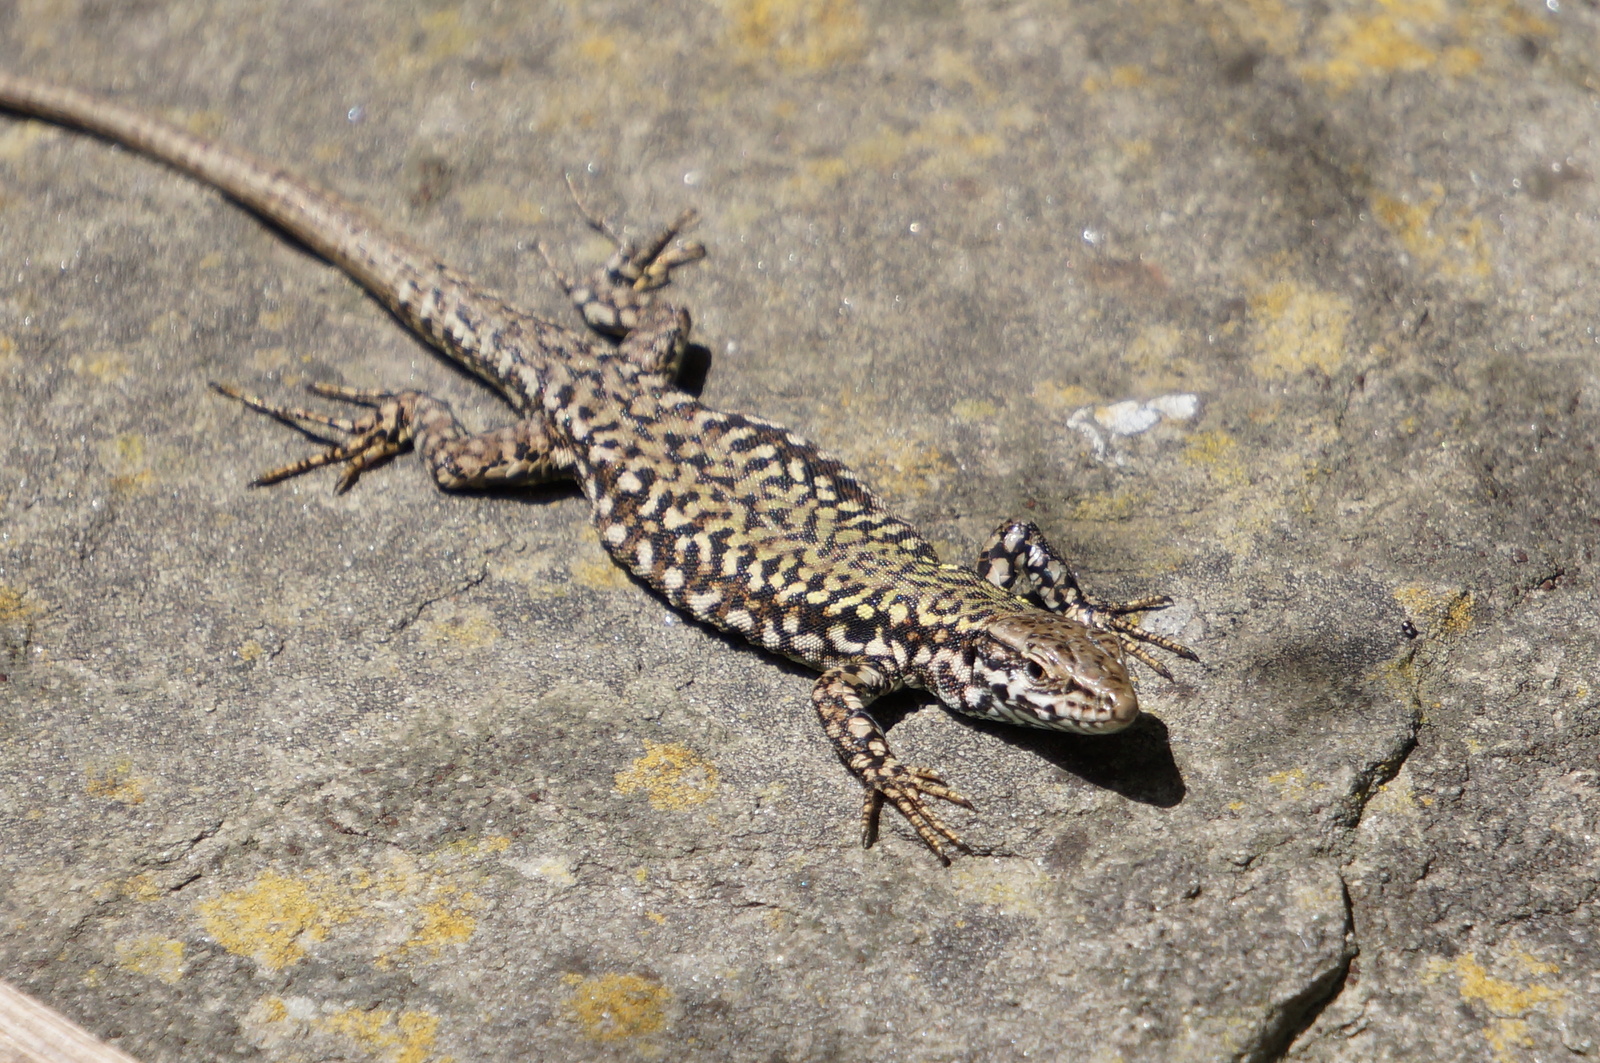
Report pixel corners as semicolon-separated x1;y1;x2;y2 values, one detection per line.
0;73;1195;861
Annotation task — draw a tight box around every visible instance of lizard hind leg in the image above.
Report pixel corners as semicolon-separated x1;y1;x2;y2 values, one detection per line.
536;177;705;342
211;381;573;494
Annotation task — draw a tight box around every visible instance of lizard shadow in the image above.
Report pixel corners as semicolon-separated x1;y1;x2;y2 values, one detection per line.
873;689;1186;808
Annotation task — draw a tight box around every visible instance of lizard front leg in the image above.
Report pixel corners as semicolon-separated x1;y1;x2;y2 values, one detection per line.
976;519;1197;678
212;382;573;493
812;663;973;864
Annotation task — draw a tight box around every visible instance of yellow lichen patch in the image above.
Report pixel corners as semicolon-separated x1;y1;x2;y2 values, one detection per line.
0;121;49;161
576;33;619;64
85;760;149;805
67;350;131;382
1266;767;1322;800
720;0;866;70
0;333;15;369
115;936;184;985
853;440;953;502
1065;484;1156;524
1393;584;1474;639
380;894;481;967
179;109;227;139
571;555;635;592
417;604;502;650
318;1007;448;1063
97;431;155;495
1081;63;1148;93
562;972;671;1042
1031;380;1099;411
1370;184;1492;283
1292;878;1345;915
0;585;36;621
614;741;719;811
119;873;164;902
949;860;1048;917
1301;0;1440;92
950;399;999;423
441;834;511;859
456;181;545;225
792;106;1011;195
1123;324;1203;390
926;46;997;101
516;855;576;884
253;995;289;1023
1248;281;1351;378
1298;0;1546;94
1425;951;1566;1063
377;8;479;75
1206;0;1304;55
196;870;359;971
200;846;501;973
569;528;637;591
1181;429;1249;489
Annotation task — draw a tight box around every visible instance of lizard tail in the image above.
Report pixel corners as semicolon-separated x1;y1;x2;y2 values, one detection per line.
0;72;517;388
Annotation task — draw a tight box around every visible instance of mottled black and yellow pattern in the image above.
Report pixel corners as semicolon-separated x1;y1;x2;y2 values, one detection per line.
0;73;1195;861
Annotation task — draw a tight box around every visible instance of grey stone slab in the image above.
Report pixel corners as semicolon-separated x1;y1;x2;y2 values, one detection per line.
1;1;1597;1060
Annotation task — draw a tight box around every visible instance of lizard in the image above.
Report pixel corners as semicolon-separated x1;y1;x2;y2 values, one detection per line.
0;72;1196;862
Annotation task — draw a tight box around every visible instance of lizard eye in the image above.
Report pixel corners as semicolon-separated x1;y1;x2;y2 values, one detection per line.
1023;660;1045;681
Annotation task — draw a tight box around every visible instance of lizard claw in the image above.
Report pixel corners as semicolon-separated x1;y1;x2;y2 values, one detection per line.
1073;594;1198;680
211;381;417;492
860;763;974;865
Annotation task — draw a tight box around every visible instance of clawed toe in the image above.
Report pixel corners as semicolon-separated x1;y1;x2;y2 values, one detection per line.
860;765;975;864
211;380;411;492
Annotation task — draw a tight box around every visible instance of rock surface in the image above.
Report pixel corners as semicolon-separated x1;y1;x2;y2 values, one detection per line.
1;2;1596;1060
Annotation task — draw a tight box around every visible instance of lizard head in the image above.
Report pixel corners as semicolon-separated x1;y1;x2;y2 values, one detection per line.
957;612;1139;734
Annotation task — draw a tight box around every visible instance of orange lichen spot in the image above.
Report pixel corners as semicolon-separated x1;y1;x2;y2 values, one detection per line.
0;585;35;621
1393;584;1474;639
615;742;719;810
721;0;866;69
1249;281;1351;378
115;936;184;984
562;973;671;1042
319;1007;448;1063
85;760;149;805
1425;951;1566;1063
196;870;357;971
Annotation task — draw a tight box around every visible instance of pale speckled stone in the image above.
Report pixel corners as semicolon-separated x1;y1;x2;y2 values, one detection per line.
2;3;1599;1061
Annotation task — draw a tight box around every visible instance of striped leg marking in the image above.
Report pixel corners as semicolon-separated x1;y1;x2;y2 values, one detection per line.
812;663;973;864
977;519;1198;679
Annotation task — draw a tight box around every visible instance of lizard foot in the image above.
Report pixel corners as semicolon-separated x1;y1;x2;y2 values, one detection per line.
538;175;705;339
1073;594;1199;681
859;762;974;865
211;381;427;493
